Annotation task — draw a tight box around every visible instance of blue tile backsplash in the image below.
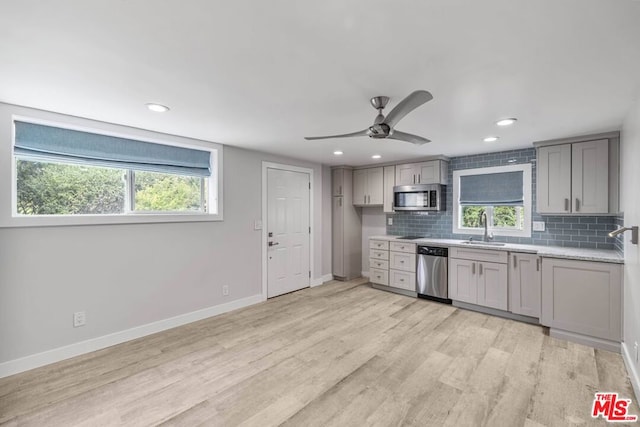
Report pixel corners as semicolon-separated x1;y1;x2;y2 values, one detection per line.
387;148;622;252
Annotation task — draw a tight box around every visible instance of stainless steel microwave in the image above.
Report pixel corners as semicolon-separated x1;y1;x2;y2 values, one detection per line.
393;184;445;211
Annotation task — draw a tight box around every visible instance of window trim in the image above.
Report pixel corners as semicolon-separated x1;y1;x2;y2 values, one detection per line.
452;163;531;237
7;114;223;227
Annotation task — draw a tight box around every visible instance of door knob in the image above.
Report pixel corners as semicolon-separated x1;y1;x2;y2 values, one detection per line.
268;241;279;247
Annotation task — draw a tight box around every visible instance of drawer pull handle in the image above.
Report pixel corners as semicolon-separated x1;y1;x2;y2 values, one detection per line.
400;246;405;249
400;260;404;263
377;275;381;279
400;278;404;282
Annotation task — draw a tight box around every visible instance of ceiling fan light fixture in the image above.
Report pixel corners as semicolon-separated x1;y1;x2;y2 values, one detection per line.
371;154;382;159
483;136;499;142
146;103;170;113
496;118;517;126
333;151;343;156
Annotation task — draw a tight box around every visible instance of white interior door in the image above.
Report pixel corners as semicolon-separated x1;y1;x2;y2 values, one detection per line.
267;168;310;298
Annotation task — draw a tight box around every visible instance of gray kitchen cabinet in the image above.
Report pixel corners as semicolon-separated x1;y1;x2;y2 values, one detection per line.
449;247;508;311
395;160;448;185
509;253;541;318
541;258;622;342
383;165;395;213
537;144;572;213
571;140;609;213
353;167;383;206
535;133;618;214
332;167;362;280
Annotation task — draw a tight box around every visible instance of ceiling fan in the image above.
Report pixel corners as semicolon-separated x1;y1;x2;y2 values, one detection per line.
304;90;433;145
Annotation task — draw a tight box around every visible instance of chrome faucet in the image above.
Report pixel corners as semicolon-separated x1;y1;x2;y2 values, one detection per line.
480;211;494;242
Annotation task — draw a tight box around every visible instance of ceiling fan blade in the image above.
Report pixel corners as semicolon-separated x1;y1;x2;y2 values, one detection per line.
383;90;433;128
388;130;431;145
304;129;369;140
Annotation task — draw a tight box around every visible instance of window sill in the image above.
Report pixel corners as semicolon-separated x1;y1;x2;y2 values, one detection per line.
2;212;223;228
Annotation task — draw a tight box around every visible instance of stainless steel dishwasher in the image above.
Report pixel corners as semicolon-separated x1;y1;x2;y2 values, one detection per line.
417;246;451;304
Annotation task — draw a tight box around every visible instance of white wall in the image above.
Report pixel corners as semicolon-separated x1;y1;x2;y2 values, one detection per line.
0;104;329;370
360;208;386;276
621;97;640;398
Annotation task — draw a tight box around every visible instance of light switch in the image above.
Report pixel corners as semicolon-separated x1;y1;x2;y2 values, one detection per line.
387;217;393;226
254;220;263;230
533;221;545;232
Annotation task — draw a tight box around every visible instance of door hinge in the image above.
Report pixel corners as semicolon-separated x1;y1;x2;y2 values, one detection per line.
309;226;311;234
309;271;311;278
309;182;311;189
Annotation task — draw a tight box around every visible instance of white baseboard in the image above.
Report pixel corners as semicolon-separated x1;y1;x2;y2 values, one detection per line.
362;271;370;278
311;274;333;287
0;294;263;379
622;341;640;404
549;328;620;353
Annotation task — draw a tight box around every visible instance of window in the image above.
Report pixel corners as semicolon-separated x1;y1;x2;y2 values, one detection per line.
453;164;532;237
12;119;221;225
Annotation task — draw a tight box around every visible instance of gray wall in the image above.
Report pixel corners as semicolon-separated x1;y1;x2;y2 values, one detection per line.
621;96;640;393
0;104;328;364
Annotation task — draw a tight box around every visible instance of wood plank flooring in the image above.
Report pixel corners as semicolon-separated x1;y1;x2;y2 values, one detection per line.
0;278;637;426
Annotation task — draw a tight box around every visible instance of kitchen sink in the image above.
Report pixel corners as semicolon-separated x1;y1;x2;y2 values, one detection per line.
461;241;506;247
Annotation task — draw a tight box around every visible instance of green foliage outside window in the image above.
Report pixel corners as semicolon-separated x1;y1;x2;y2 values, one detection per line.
461;205;520;229
16;159;204;215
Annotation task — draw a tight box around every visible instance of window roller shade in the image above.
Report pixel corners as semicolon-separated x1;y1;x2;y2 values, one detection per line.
14;121;211;177
459;171;524;205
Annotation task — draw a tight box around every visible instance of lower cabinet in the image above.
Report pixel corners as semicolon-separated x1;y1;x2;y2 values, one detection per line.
541;258;622;341
509;253;541;318
449;248;508;311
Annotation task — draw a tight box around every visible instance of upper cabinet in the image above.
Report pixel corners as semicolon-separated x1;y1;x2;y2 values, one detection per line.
353;167;383;206
395;160;448;185
535;133;619;214
332;168;344;196
383;165;395;213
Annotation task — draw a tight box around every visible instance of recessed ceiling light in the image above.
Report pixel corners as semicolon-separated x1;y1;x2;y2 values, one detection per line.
146;103;170;113
483;136;499;142
333;151;343;156
372;154;382;159
496;118;517;126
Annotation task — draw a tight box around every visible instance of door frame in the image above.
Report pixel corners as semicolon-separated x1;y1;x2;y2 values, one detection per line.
261;161;314;301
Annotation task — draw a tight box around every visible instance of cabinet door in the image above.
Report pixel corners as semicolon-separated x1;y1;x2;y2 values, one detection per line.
418;161;440;184
537;144;571;213
332;197;344;277
367;167;384;205
352;169;367;205
572;139;609;214
395;164;419;185
509;253;541;317
541;258;622;340
332;168;344;196
383;165;395;213
477;262;508;311
449;258;476;304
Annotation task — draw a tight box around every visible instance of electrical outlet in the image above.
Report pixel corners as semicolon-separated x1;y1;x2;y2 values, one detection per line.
533;221;546;232
73;311;86;328
387;217;393;226
222;285;229;296
254;219;262;230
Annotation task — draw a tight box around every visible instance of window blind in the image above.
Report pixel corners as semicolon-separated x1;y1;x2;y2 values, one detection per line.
14;121;211;177
459;171;524;205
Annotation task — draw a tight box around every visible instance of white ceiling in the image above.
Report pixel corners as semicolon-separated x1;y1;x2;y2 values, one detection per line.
1;0;640;166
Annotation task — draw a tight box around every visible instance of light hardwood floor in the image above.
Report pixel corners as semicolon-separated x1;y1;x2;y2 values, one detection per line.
0;278;637;426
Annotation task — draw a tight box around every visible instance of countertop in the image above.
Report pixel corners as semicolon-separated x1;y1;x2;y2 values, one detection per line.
369;235;624;264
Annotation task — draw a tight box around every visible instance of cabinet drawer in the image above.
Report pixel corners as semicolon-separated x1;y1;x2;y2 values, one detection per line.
370;259;389;270
390;270;416;291
370;249;389;260
450;247;508;264
390;252;416;272
390;242;416;253
370;268;389;286
370;240;390;250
